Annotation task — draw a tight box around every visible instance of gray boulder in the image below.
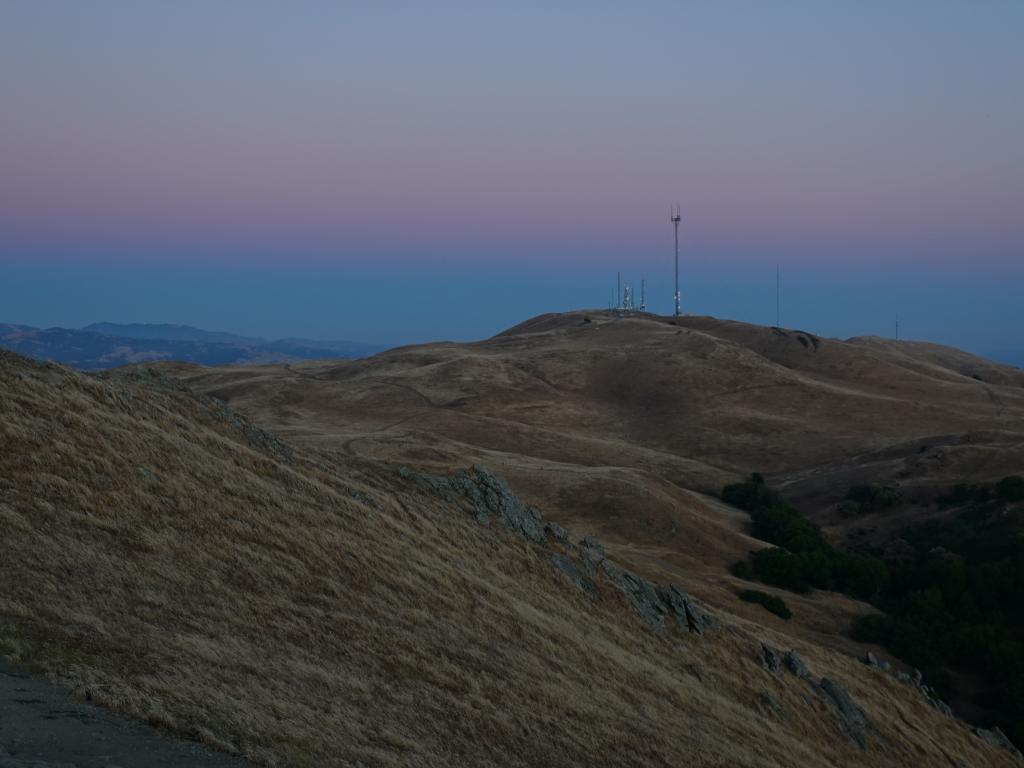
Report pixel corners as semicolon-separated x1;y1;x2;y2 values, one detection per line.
549;553;600;600
666;585;720;635
928;696;954;718
544;521;570;544
784;650;812;680
817;677;876;750
603;564;669;631
579;537;606;573
761;643;782;674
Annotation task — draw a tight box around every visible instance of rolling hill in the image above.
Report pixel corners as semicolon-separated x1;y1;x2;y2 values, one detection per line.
180;310;1024;551
2;310;1023;766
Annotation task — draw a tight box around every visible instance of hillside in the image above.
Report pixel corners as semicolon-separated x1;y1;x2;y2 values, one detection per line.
181;309;1024;561
177;309;1024;745
2;340;1020;766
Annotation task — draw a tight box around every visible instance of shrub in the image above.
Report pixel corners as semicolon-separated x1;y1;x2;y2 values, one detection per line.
739;589;792;619
845;484;902;514
721;475;778;513
850;613;893;644
833;552;891;600
750;547;812;593
937;483;991;508
996;476;1024;503
731;560;753;580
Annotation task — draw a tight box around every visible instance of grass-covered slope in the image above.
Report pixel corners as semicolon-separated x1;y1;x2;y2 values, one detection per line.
0;350;1017;767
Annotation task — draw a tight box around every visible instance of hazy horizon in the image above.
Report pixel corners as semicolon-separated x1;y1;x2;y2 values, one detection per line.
2;2;1022;352
3;259;1022;355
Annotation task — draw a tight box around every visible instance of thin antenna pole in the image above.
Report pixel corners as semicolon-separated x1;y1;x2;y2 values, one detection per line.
617;272;621;310
775;264;780;327
671;204;681;316
896;312;900;341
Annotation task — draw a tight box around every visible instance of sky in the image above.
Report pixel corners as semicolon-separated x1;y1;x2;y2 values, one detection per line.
1;2;1022;351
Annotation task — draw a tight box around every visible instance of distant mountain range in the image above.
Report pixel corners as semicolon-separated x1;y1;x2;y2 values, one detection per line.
0;322;387;370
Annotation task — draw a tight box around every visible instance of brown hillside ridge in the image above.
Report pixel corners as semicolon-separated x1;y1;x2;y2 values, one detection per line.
180;310;1024;638
0;309;1021;766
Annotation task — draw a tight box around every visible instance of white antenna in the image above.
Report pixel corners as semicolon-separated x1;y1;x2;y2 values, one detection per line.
671;204;682;316
617;271;621;310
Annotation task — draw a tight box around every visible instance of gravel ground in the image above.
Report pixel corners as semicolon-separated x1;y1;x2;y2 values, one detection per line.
0;662;251;768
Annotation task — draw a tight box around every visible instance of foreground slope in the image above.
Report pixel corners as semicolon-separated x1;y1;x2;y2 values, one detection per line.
0;349;1017;767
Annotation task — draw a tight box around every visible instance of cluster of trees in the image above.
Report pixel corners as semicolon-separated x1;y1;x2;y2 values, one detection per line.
724;475;889;598
726;474;1024;746
843;483;903;515
738;588;791;619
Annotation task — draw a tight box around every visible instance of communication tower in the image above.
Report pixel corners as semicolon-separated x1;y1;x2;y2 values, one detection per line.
671;204;681;316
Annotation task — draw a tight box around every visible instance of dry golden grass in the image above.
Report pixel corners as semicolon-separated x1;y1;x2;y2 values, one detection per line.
0;346;1018;766
177;310;1024;658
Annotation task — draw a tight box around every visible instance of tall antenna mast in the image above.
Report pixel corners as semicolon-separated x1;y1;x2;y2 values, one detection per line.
896;312;900;341
617;271;621;310
640;278;646;312
671;204;681;316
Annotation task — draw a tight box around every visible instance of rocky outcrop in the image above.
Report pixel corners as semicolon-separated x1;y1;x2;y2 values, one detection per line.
976;727;1023;761
549;553;600;600
599;562;670;631
674;588;721;635
760;643;782;674
544;521;569;544
764;646;877;750
783;650;812;680
597;560;719;635
863;651;890;673
400;464;719;638
579;536;606;573
817;677;876;750
397;465;546;541
859;651;954;719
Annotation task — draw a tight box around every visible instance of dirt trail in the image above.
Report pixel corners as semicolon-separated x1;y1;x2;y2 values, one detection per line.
0;662;249;768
